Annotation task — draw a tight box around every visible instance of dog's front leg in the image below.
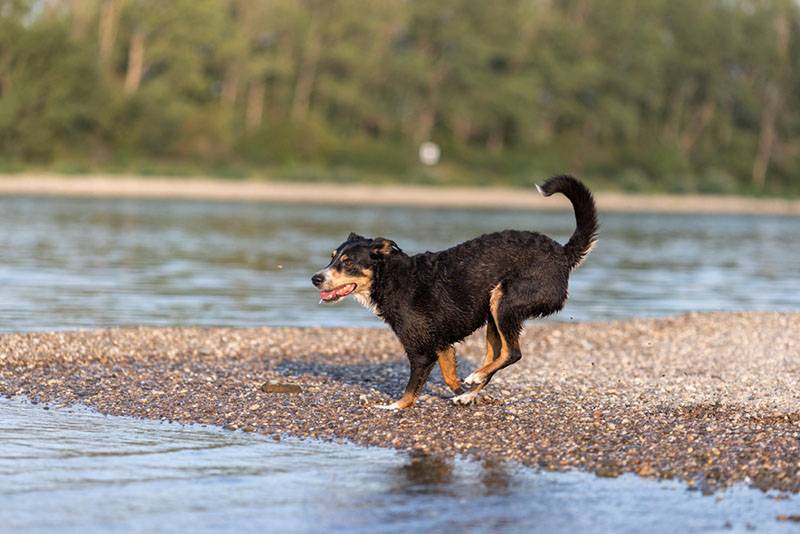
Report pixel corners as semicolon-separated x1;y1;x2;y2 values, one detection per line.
376;353;436;410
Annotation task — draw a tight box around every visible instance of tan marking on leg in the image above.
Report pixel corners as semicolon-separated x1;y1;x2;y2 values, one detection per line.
483;320;502;367
394;390;417;409
437;346;462;393
379;360;435;409
376;390;418;410
489;284;509;357
465;285;512;386
471;335;521;383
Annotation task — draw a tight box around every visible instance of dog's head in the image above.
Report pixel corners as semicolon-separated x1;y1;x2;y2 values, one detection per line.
311;232;401;303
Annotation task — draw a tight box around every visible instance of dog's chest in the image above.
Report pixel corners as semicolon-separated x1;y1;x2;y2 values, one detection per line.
353;292;381;317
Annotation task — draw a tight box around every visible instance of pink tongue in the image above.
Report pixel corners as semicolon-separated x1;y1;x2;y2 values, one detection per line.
320;289;336;300
320;284;355;301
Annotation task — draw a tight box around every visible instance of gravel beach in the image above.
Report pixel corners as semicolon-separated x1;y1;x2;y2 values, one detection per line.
1;312;798;493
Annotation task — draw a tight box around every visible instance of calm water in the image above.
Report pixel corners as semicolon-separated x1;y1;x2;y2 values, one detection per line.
1;398;797;534
0;196;798;332
2;196;799;532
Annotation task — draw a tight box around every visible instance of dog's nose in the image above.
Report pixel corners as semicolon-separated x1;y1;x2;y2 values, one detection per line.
311;273;324;287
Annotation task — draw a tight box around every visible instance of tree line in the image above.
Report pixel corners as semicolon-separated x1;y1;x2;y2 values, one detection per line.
0;0;798;194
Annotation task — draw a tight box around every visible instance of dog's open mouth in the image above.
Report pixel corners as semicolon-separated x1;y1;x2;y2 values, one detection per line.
319;283;357;303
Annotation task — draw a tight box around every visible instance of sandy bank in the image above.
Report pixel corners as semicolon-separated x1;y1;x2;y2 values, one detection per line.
2;174;799;216
1;312;798;492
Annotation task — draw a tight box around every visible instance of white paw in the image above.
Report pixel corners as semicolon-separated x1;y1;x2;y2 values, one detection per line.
374;401;402;410
464;372;485;386
452;390;480;405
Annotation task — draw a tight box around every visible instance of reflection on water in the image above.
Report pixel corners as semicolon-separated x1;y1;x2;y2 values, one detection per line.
0;196;799;331
393;453;513;498
1;398;797;533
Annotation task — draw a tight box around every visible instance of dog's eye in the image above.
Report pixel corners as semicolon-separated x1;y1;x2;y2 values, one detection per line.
342;258;353;266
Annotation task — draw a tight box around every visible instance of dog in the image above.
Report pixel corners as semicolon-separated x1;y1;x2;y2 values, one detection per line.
311;175;598;409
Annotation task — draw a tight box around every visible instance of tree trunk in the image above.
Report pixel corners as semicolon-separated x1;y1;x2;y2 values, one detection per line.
411;61;448;145
70;0;94;39
0;52;10;97
246;79;266;132
222;65;240;108
487;126;504;154
752;8;790;189
124;30;145;95
679;99;716;154
290;18;322;121
752;85;779;189
270;34;294;121
413;107;436;145
661;80;692;143
453;115;472;145
574;0;591;25
99;0;119;66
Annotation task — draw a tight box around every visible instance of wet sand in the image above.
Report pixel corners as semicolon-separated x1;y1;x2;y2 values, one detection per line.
2;174;800;215
1;312;798;493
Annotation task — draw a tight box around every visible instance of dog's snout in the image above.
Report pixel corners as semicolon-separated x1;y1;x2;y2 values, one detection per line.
311;273;325;287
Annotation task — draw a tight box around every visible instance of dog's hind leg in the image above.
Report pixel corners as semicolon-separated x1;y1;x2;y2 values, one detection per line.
483;319;502;366
453;318;504;405
377;353;436;410
437;346;463;394
462;278;564;398
457;335;522;405
463;284;523;388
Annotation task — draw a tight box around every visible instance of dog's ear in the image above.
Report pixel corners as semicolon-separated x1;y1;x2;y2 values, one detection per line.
347;232;365;242
369;237;400;259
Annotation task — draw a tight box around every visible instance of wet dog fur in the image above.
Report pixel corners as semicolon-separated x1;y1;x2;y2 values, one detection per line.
311;175;598;409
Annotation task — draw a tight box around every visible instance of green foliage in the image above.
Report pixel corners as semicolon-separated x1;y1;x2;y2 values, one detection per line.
0;0;798;195
0;14;108;161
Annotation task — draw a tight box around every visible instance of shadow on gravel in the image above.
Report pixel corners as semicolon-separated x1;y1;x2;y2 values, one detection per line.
272;359;455;398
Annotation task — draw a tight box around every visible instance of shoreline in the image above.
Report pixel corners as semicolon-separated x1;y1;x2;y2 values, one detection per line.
2;311;799;493
2;173;800;215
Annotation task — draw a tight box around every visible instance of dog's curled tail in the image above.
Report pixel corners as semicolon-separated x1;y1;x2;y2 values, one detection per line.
536;175;598;270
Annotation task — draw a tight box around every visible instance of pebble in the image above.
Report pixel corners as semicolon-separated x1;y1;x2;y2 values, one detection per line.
261;382;302;394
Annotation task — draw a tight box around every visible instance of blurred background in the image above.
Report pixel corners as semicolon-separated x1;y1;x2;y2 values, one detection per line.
0;0;799;195
1;0;799;333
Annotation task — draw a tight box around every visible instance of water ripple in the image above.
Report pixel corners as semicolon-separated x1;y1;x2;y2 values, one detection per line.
1;197;798;332
1;398;797;533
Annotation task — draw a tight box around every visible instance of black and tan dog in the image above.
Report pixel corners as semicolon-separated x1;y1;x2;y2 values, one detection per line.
311;175;598;409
